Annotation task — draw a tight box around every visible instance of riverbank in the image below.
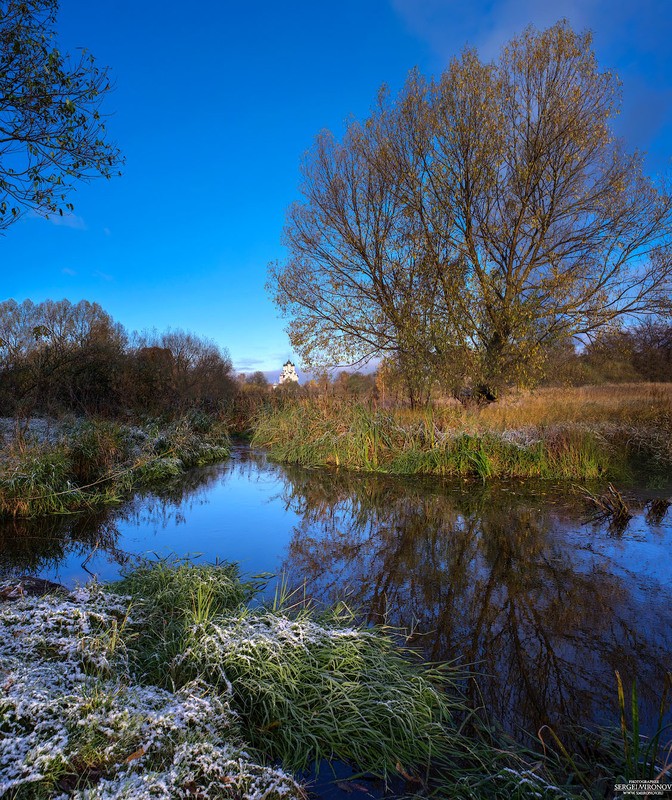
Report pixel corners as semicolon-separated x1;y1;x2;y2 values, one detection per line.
0;560;599;800
0;414;229;518
252;384;672;481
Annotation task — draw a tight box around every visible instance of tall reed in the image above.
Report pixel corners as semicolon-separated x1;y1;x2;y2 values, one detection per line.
0;415;231;519
252;385;672;480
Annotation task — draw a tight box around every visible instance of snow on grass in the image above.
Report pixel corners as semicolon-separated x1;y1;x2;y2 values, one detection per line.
180;609;454;776
0;562;576;799
0;583;134;676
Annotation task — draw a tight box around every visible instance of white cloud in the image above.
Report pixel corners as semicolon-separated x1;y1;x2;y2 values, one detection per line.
234;357;266;372
44;212;87;230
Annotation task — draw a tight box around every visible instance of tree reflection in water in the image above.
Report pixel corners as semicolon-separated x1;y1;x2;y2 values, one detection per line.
276;465;672;742
1;447;670;747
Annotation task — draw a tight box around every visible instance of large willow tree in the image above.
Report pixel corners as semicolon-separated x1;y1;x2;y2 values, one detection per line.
270;22;672;398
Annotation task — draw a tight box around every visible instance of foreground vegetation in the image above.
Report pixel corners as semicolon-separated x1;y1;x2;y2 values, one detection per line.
252;384;672;482
1;561;669;799
0;414;229;518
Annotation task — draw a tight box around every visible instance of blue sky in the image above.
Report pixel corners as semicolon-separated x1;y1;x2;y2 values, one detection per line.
2;0;671;374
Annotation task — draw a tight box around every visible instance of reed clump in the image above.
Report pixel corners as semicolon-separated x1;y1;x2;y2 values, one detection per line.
107;559;454;780
0;415;230;519
252;384;672;480
5;560;663;798
536;672;672;798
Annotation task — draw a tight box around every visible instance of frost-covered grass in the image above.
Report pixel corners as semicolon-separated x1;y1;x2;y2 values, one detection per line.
0;575;303;800
0;562;586;799
108;561;455;778
0;662;301;800
111;560;262;688
183;610;454;776
0;415;230;518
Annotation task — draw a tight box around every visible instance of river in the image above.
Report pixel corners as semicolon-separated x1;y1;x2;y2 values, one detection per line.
1;442;671;749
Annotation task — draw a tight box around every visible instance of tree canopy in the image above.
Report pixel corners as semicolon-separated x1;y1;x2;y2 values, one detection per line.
269;22;672;398
0;0;122;230
0;300;237;416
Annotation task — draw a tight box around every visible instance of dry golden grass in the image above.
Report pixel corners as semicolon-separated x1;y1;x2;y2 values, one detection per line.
253;384;672;480
432;383;672;431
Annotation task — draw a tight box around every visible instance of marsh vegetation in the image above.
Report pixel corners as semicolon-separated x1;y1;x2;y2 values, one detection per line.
252;384;672;481
4;559;669;800
0;415;229;518
0;561;558;800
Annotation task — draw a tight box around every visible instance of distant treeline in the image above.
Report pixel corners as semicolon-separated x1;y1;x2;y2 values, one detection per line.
543;322;672;387
0;299;237;418
1;299;670;420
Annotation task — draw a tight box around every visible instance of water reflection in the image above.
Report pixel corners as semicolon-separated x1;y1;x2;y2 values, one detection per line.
0;446;670;742
0;464;225;578
277;466;672;739
0;512;122;577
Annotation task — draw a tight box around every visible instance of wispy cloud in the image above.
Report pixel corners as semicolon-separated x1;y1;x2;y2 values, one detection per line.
61;267;77;276
234;352;301;374
481;0;595;60
44;213;87;230
234;357;266;372
392;0;598;62
93;270;114;282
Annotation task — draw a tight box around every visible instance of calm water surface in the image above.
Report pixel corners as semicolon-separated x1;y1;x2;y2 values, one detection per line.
2;443;671;745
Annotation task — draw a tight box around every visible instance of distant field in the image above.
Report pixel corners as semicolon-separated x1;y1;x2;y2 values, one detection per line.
441;382;672;428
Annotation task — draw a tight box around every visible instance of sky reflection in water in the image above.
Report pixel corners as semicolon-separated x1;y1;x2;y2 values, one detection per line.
1;443;671;743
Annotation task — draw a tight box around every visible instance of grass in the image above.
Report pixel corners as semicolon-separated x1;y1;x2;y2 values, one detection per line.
0;560;603;799
109;559;455;779
534;672;672;797
0;415;230;519
252;384;672;481
615;670;672;783
111;559;262;688
185;609;454;776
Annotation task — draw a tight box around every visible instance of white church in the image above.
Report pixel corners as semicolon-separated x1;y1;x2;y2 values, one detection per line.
274;360;299;388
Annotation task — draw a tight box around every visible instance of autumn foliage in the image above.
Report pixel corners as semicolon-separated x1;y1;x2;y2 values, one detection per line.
270;22;672;400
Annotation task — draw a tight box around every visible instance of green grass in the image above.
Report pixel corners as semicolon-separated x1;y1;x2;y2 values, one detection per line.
3;561;668;798
0;415;230;519
184;606;455;777
251;402;628;481
111;558;261;688
3;560;590;798
110;558;454;778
